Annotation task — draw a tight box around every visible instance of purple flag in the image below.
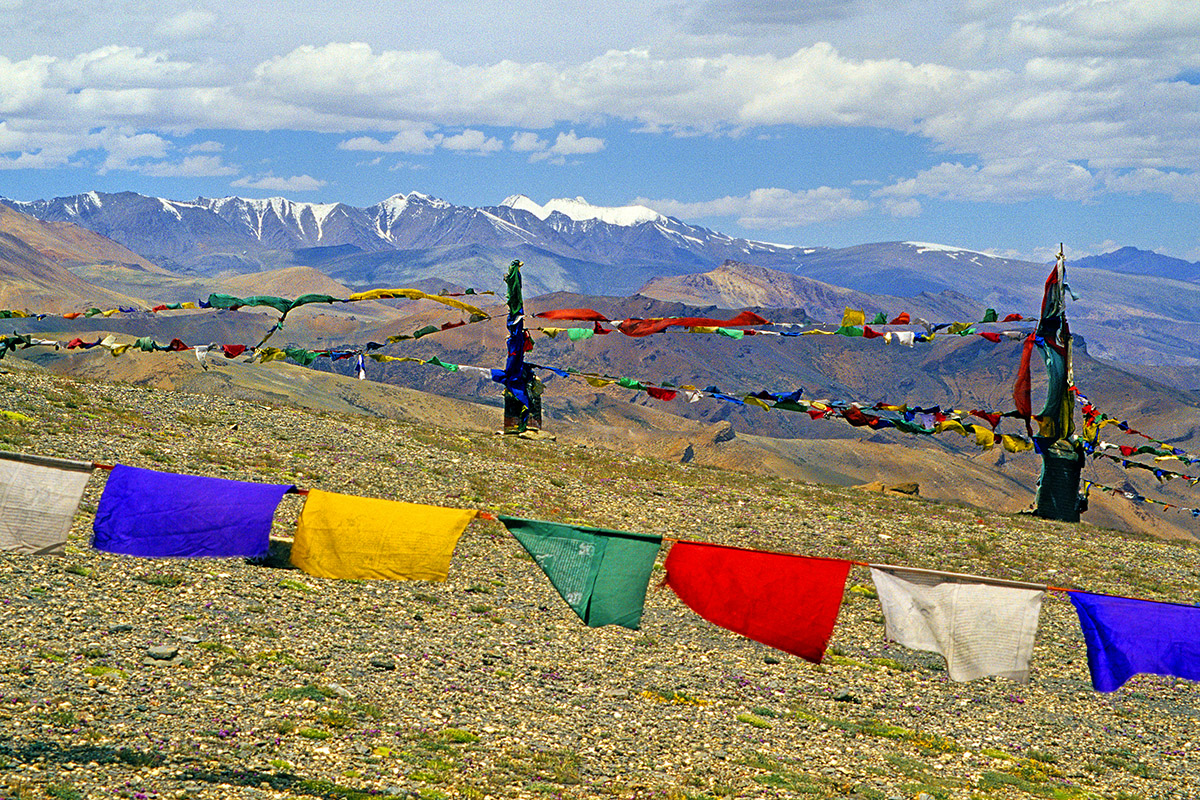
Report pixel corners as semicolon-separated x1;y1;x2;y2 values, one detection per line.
1070;591;1200;692
93;465;293;559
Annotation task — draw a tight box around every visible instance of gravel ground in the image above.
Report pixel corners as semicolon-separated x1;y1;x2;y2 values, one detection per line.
2;363;1200;800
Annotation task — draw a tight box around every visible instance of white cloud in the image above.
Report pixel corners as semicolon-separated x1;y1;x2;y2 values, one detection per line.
510;131;547;152
1009;0;1200;57
440;129;503;153
153;10;221;42
231;173;326;191
1103;168;1200;203
641;186;871;228
530;130;605;163
874;159;1098;203
141;154;237;177
340;123;443;154
187;140;223;152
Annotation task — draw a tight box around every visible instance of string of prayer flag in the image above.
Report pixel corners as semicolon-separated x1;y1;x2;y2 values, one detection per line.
499;516;662;629
1070;592;1200;692
0;452;93;555
663;541;851;663
290;489;478;581
92;465;294;559
870;565;1046;682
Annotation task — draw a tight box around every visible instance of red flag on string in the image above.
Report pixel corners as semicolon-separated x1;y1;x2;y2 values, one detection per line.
663;541;851;662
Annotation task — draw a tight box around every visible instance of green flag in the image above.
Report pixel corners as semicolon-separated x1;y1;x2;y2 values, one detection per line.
499;516;662;629
871;312;888;325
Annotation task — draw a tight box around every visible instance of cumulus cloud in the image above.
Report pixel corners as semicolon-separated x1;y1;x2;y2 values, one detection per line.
440;129;504;153
530;130;605;163
641;186;871;228
874;159;1098;204
0;27;1197;211
231;173;326;191
153;10;221;42
1103;168;1200;203
141;154;237;177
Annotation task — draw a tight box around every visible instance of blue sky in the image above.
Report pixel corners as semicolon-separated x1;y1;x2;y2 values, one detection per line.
1;0;1199;262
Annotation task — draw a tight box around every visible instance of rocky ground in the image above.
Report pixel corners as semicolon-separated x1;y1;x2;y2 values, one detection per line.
2;360;1200;800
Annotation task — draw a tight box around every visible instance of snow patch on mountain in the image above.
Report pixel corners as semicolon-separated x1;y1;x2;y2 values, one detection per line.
904;241;997;259
501;195;663;226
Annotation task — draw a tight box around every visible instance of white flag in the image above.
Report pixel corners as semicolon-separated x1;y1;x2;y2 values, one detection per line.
870;565;1045;682
0;455;93;555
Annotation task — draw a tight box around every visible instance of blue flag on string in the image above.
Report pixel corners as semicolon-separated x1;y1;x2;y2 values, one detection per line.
1070;591;1200;692
93;465;294;559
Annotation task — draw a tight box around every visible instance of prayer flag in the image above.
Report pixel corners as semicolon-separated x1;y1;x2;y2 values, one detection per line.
841;308;866;328
664;541;850;662
500;516;662;629
92;465;293;558
0;454;93;555
291;490;477;581
871;566;1045;682
1070;591;1200;691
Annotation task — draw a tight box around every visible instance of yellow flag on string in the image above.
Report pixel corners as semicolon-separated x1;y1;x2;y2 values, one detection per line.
744;396;771;410
973;426;995;449
346;288;487;318
1001;435;1034;453
935;419;968;436
290;489;478;581
585;376;615;388
841;307;866;328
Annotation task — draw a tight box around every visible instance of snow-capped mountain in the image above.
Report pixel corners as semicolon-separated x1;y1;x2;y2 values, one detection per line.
1;190;821;295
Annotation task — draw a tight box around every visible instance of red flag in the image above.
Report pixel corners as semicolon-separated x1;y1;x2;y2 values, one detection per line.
646;386;678;401
889;312;910;325
222;345;247;358
663;541;851;662
1002;313;1024;322
536;308;609;321
617;310;770;337
978;332;1002;343
862;325;884;339
1013;333;1035;431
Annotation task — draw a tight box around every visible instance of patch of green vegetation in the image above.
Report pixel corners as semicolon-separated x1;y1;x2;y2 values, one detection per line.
265;683;336;702
64;564;93;577
137;572;185;587
198;641;238;655
297;727;332;740
869;657;912;672
736;712;772;729
278;577;313;593
84;665;127;679
317;709;353;728
47;785;83;800
439;728;479;743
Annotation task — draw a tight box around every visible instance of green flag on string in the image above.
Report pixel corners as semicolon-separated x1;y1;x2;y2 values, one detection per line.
981;308;998;323
871;312;888;325
499;516;662;629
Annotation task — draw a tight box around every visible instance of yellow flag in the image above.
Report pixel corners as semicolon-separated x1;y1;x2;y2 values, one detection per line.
935;419;968;436
290;489;478;581
841;307;865;328
1001;435;1034;453
585;376;614;388
346;288;487;318
973;426;995;449
744;396;771;410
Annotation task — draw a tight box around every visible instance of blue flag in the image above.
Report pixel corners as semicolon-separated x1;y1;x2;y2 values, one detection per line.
1070;591;1200;692
93;465;293;559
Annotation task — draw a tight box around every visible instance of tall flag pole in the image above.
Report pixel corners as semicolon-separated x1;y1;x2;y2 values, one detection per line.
500;259;544;434
1016;245;1083;521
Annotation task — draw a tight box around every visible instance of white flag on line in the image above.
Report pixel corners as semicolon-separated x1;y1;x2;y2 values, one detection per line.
0;453;93;555
870;564;1046;682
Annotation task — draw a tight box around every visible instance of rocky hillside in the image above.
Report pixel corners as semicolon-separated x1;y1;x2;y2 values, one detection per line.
1;359;1200;799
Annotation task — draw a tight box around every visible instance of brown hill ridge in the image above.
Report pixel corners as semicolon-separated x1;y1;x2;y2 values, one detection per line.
0;205;149;312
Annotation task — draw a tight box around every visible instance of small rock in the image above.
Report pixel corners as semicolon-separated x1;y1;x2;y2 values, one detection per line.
369;657;396;671
763;654;781;664
108;624;133;634
326;682;354;699
832;688;859;703
146;645;179;661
